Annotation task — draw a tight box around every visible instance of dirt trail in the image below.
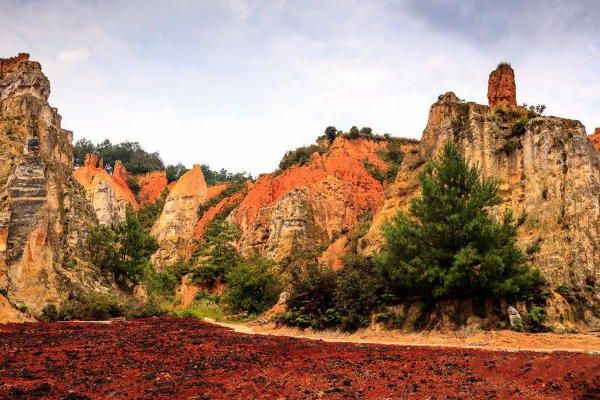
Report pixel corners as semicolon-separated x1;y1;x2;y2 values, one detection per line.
211;319;600;354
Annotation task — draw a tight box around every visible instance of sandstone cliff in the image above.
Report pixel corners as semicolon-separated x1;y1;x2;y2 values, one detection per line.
226;136;418;261
0;54;109;321
74;154;139;224
362;87;600;291
151;165;208;267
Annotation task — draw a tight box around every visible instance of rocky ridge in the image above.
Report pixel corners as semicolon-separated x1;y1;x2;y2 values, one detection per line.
0;54;112;321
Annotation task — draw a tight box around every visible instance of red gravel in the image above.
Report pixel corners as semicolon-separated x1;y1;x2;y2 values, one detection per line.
0;317;599;399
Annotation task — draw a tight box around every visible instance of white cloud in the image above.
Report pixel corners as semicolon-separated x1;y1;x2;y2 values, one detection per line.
56;47;91;67
1;0;599;175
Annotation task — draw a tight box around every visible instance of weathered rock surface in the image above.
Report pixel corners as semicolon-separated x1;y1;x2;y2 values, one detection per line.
488;64;517;108
151;165;208;267
227;136;417;261
0;54;110;320
74;154;138;224
363;88;600;289
138;170;168;204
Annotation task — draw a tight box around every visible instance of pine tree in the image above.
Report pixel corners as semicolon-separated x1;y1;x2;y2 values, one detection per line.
375;141;542;299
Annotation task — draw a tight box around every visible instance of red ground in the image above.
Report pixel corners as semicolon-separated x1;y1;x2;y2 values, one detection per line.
0;318;599;399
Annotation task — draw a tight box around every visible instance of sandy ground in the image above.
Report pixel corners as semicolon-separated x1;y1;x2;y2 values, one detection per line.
212;320;600;354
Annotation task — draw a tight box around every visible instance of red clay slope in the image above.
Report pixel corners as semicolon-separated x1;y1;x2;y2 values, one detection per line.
0;318;598;399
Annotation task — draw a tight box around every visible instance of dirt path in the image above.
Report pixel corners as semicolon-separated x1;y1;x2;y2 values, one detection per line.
210;319;600;354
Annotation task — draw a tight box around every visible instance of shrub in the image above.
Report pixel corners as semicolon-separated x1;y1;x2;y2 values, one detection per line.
375;141;543;301
286;262;338;330
224;257;282;314
497;61;512;69
511;116;529;135
278;144;329;172
147;270;178;298
349;126;360;139
334;254;387;330
324;126;338;142
526;306;548;332
360;127;373;135
180;299;224;321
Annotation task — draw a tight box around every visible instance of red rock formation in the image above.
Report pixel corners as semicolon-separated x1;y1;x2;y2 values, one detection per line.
138;171;168;204
113;160;127;182
74;154;138;224
487;64;517;108
228;136;418;260
98;158;104;170
589;128;600;151
0;53;29;77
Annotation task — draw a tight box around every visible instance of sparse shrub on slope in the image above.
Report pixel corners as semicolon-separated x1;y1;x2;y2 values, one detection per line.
277;144;329;172
375;141;543;301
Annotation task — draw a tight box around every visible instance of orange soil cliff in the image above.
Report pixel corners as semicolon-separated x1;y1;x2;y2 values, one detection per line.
138;171;168;204
74;153;138;224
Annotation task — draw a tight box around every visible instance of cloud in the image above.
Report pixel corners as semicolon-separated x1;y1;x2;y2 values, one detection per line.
57;47;91;67
1;0;599;175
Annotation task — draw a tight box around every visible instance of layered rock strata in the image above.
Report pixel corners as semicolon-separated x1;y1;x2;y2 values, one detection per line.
0;54;105;321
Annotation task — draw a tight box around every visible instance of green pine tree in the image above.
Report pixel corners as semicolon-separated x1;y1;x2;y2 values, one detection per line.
375;141;542;300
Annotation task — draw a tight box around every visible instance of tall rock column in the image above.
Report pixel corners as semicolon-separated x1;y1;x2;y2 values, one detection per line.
0;54;98;321
487;63;517;108
151;165;208;267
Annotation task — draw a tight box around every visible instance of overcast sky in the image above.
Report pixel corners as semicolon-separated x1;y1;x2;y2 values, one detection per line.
2;0;599;175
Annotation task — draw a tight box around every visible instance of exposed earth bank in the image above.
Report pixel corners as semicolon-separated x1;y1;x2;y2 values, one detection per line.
0;318;599;399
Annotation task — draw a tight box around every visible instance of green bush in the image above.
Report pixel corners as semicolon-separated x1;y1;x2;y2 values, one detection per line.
375;141;543;301
224;257;282;314
324;126;338;142
349;126;360;139
286;262;338;330
148;270;178;298
39;294;168;322
334;254;387;330
526;306;548;332
278;144;329;172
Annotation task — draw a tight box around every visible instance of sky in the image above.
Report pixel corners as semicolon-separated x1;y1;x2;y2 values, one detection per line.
1;0;599;175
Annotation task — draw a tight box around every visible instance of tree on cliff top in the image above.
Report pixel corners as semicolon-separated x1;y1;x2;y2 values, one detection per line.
375;141;542;300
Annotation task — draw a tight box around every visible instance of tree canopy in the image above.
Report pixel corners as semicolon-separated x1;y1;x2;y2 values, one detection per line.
375;141;542;300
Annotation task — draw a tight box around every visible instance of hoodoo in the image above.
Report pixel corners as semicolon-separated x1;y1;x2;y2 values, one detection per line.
487;63;517;108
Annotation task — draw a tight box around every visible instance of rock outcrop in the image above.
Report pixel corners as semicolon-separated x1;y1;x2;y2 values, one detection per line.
74;154;138;224
488;64;517;108
589;128;600;151
151;165;208;267
138;171;168;204
0;54;107;321
363;84;600;290
227;136;417;261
